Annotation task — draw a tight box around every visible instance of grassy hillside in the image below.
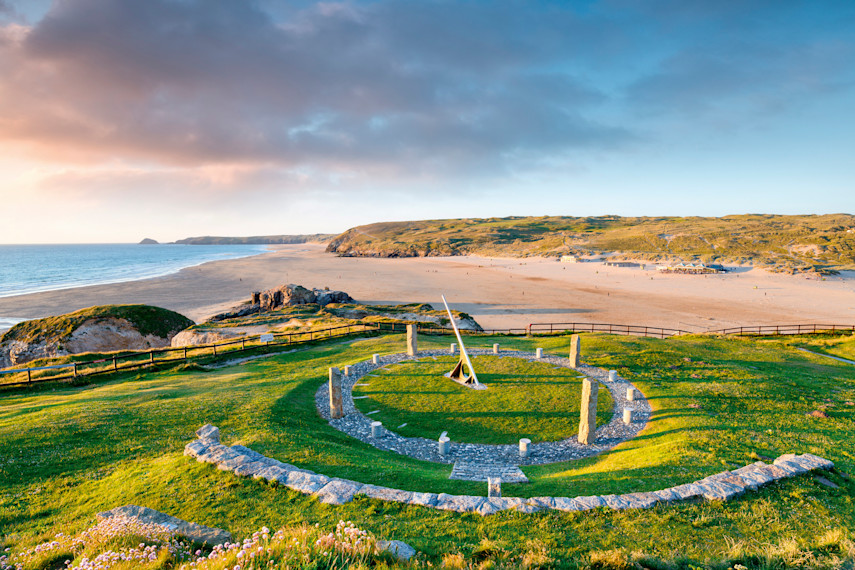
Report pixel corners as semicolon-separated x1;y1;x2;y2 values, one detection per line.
173;234;334;245
326;213;855;273
1;304;194;345
1;332;853;568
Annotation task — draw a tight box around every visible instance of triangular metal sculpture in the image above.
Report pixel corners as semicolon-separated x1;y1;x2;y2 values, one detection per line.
441;295;486;390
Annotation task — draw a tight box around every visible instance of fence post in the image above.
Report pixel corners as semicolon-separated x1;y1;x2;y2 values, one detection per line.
73;363;78;378
183;347;187;360
213;344;217;357
113;357;117;371
27;369;31;382
241;338;245;350
149;351;154;364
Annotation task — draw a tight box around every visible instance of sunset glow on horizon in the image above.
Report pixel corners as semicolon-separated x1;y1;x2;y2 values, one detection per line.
1;0;853;243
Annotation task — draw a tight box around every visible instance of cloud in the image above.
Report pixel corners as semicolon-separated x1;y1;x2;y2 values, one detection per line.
0;0;631;183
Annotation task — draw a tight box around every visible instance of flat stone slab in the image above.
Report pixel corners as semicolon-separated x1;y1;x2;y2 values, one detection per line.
185;424;835;516
449;462;529;483
97;505;230;546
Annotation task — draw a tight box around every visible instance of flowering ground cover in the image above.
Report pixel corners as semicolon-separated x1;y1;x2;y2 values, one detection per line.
1;332;854;568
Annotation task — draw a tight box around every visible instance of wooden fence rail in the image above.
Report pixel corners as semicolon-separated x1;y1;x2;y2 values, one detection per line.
2;321;853;388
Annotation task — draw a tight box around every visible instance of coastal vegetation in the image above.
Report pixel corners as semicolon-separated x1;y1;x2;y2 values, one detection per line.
172;234;334;245
326;213;855;273
1;332;853;568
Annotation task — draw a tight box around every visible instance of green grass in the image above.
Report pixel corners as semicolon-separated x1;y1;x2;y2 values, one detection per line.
326;213;855;273
1;332;854;568
353;354;613;444
795;333;855;361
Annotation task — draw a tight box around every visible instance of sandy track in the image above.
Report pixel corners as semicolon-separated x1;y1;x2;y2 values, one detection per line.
1;244;853;331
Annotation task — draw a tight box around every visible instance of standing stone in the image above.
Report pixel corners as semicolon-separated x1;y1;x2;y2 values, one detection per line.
488;478;502;498
519;438;531;458
329;367;343;419
623;407;633;424
578;378;598;445
372;354;380;365
371;421;382;438
608;370;618;382
251;291;261;304
493;343;500;354
343;365;352;377
450;343;457;354
438;435;450;456
569;334;581;368
626;387;636;401
406;324;418;356
536;348;543;359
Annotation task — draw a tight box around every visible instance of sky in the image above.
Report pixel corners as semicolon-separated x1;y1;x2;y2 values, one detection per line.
0;0;853;243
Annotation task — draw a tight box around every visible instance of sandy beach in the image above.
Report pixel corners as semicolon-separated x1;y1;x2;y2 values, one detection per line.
1;243;853;332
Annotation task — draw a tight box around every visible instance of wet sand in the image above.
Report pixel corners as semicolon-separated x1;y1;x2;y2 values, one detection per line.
1;243;853;332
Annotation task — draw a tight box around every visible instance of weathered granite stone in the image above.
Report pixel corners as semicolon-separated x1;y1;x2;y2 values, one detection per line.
773;458;809;476
438;435;450;456
234;460;268;477
184;440;209;457
527;497;556;510
626;387;636;401
797;453;834;470
578;379;598;445
371;421;382;438
759;464;793;479
476;501;503;516
314;479;364;505
620;492;658;509
97;505;231;546
602;494;631;510
285;471;329;494
409;492;438;507
488;478;501;498
377;540;417;562
359;485;414;504
553;497;585;511
622;407;633;424
670;483;704;500
609;370;618;382
516;503;544;514
696;479;743;501
435;494;485;513
254;465;288;483
217;455;252;471
536;348;543;359
372;354;380;364
574;495;606;509
732;467;774;487
569;334;581;368
329;367;343;419
229;445;264;461
715;474;753;490
406;324;418;356
196;424;220;443
519;438;531;458
652;488;681;502
493;343;500;354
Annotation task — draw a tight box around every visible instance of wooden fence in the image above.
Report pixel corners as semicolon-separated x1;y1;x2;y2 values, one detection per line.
2;320;853;388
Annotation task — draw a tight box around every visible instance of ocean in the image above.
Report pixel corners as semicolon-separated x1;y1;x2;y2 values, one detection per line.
0;243;268;306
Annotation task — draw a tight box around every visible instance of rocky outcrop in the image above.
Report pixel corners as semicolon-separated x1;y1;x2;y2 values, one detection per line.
0;305;193;368
207;284;353;322
1;317;175;367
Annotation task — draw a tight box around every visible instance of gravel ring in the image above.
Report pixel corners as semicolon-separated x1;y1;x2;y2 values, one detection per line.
315;349;651;466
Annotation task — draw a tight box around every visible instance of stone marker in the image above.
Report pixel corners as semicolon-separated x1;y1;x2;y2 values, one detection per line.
577;378;598;445
493;343;500;354
626;387;636;401
519;438;531;458
372;354;380;365
536;348;543;359
371;421;382;438
343;365;351;377
450;343;457;354
623;407;633;424
438;435;450;456
608;370;617;382
569;334;581;368
329;367;343;419
406;324;418;356
488;477;502;498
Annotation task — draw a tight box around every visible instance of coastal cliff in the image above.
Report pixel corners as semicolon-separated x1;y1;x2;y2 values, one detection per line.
0;305;193;367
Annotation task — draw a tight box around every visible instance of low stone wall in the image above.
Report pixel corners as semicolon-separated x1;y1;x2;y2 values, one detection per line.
97;504;231;545
185;424;835;516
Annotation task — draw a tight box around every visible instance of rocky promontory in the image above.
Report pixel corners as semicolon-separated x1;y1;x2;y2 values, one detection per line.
0;305;194;368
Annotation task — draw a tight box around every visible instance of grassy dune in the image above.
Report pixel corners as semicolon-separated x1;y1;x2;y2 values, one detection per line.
326;213;855;273
1;333;854;568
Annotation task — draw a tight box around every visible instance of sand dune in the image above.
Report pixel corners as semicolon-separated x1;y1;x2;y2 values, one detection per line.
1;243;853;332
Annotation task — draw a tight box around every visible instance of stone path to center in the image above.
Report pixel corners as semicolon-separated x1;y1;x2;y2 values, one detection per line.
314;349;652;480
